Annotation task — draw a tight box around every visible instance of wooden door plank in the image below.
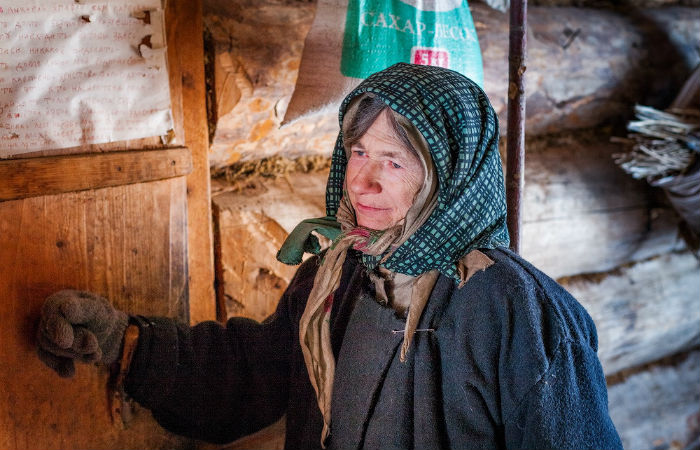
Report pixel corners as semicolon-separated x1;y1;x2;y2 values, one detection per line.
0;177;190;449
0;148;192;202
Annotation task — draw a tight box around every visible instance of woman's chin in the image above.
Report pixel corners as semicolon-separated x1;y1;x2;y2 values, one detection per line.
356;214;394;231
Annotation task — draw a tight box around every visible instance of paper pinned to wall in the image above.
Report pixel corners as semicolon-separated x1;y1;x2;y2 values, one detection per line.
0;0;173;157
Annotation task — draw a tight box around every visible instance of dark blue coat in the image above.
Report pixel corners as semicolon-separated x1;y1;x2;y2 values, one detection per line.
125;247;622;449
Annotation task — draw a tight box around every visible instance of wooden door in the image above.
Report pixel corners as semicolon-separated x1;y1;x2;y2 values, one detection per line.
0;1;214;448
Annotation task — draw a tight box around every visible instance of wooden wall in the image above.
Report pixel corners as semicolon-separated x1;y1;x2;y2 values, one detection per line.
207;2;700;449
0;1;215;449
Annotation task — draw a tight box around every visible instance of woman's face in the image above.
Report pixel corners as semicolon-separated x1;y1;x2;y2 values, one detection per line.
346;109;424;230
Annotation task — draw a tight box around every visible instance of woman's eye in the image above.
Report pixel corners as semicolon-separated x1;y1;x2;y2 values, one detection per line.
352;150;367;158
390;161;402;169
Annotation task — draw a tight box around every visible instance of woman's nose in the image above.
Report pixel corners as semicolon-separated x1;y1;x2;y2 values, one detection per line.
349;160;382;195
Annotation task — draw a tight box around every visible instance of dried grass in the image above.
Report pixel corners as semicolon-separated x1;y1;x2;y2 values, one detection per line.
612;105;699;180
211;154;331;195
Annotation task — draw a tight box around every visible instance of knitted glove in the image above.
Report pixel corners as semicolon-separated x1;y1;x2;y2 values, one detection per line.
36;289;129;378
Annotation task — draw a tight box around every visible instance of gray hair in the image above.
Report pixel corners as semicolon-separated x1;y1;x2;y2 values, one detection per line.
343;95;418;158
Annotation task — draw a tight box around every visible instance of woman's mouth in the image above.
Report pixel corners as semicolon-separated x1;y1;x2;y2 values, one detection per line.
355;202;388;212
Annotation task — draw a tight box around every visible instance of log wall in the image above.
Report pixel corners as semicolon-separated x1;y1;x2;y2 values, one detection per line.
519;132;686;278
207;1;700;449
204;2;700;169
561;251;700;375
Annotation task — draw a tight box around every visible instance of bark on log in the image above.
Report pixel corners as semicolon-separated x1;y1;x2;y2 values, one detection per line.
607;350;700;450
204;3;700;168
480;5;700;135
561;251;700;376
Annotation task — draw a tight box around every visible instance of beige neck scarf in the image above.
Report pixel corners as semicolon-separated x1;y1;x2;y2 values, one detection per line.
299;101;439;446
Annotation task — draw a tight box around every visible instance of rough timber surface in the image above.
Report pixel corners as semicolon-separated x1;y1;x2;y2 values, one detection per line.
519;132;685;279
561;251;700;376
607;351;700;450
0;1;212;448
212;171;327;321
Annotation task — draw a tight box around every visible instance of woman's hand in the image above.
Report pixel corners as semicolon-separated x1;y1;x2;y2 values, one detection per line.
36;289;129;378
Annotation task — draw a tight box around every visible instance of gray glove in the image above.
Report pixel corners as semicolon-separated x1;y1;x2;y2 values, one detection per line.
36;289;129;378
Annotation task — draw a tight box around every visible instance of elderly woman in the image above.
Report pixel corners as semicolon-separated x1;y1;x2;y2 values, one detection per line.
37;63;622;449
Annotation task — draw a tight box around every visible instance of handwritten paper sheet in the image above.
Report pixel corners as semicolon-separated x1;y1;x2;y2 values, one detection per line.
0;0;173;157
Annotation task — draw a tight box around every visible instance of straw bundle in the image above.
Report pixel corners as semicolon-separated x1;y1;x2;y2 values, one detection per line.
612;106;699;180
612;65;700;241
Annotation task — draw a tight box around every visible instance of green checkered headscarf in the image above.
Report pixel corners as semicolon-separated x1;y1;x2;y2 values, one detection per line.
327;62;509;279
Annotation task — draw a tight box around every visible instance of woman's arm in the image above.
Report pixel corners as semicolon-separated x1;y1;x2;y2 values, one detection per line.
504;338;622;450
124;295;294;444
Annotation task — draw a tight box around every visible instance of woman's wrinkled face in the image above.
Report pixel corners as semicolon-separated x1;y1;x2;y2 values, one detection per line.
346;109;424;230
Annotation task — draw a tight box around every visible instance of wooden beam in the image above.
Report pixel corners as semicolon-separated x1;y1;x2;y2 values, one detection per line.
167;0;216;324
0;148;192;202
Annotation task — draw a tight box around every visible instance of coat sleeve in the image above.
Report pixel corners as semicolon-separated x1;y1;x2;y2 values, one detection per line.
503;337;623;450
482;248;623;450
123;286;298;444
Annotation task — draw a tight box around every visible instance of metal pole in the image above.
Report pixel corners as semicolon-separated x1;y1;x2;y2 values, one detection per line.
506;0;527;254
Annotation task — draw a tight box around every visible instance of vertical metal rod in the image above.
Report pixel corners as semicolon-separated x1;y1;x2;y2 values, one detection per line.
506;0;528;254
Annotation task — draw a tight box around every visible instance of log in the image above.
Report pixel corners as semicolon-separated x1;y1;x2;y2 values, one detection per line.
519;132;685;279
480;5;700;134
204;1;325;169
212;172;327;321
561;251;700;376
607;351;700;450
204;3;700;167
